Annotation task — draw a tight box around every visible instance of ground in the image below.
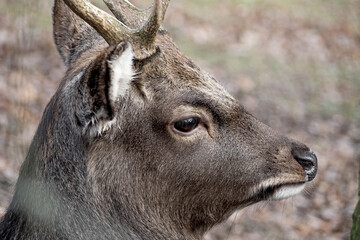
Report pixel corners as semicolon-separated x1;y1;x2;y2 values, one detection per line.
0;0;359;239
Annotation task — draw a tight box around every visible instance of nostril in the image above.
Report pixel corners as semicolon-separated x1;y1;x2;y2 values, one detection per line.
296;159;314;172
293;150;318;181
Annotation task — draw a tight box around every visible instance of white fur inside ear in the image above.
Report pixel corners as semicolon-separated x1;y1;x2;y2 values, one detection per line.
97;118;117;136
109;45;134;102
87;116;118;137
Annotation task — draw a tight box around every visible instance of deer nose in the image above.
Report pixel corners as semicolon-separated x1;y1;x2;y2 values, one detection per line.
293;150;318;181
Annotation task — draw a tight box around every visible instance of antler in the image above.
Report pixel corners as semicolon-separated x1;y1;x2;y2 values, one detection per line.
103;0;150;28
103;0;170;28
63;0;170;59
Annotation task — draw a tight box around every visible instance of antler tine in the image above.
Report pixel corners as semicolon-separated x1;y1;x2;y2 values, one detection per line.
63;0;134;45
103;0;151;28
160;0;171;20
104;0;170;28
109;0;170;58
134;0;163;46
65;0;171;59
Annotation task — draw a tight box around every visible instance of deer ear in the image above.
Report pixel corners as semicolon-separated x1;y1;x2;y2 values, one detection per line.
81;42;134;136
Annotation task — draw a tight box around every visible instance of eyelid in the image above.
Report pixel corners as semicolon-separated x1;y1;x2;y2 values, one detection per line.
171;113;202;125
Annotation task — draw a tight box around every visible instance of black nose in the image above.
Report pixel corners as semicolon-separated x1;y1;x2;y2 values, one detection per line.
293;150;318;181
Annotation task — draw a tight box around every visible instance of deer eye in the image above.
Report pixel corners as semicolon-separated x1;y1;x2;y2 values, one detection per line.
173;117;199;133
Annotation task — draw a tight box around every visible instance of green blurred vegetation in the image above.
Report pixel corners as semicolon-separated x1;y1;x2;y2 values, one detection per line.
170;0;360;125
351;171;360;239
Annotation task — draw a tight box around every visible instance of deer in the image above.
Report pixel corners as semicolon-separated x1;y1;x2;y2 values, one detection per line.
0;0;318;239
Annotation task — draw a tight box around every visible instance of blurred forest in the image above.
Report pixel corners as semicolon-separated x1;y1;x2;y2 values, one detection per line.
0;0;359;239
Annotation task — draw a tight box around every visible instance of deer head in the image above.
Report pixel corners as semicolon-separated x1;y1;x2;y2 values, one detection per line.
0;0;317;239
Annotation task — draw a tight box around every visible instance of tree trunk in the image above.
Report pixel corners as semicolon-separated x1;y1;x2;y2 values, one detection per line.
351;169;360;240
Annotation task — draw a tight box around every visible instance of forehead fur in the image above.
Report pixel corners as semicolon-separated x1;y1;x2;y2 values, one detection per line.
137;31;236;107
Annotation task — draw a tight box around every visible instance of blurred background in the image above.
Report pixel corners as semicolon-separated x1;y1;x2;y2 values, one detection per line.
0;0;359;239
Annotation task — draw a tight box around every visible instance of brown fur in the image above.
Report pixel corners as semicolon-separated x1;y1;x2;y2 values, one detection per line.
0;1;317;239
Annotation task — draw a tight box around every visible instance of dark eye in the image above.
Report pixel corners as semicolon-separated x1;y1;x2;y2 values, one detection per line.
173;117;199;133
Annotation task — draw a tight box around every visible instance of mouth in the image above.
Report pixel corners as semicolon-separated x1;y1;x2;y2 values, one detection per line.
255;182;306;201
